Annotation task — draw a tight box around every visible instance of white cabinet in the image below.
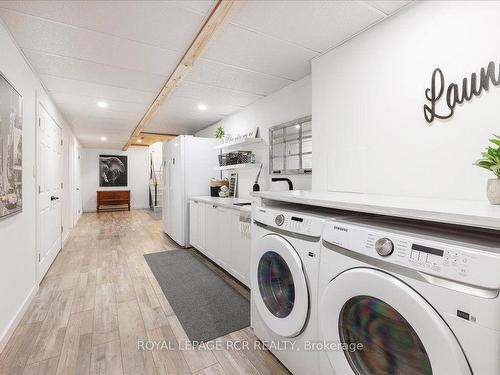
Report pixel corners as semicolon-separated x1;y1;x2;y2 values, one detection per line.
228;210;250;286
216;207;233;270
189;200;206;251
189;200;250;287
205;203;219;260
189;201;198;247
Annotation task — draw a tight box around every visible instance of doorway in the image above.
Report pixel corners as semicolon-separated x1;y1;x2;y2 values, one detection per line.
36;102;63;283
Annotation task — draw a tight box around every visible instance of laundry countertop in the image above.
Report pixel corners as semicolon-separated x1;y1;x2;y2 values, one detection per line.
190;196;252;212
251;190;500;230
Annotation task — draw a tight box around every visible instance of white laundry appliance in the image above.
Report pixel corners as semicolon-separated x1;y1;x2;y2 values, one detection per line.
251;204;355;375
162;135;218;247
318;215;500;375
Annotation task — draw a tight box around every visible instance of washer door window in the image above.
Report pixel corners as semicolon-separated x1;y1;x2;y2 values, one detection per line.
252;234;309;337
340;296;431;375
320;268;471;375
258;251;295;318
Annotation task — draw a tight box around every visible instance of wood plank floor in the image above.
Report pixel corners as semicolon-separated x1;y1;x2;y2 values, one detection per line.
0;210;289;375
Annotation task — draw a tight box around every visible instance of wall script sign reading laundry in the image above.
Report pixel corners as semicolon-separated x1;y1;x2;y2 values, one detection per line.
424;60;500;124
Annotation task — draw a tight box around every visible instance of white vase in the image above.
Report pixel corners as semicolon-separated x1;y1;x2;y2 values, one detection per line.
486;178;500;205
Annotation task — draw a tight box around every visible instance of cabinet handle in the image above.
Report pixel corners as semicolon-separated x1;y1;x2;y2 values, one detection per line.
213;205;218;208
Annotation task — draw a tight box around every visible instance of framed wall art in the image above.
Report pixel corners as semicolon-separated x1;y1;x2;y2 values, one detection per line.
0;72;23;219
99;154;128;187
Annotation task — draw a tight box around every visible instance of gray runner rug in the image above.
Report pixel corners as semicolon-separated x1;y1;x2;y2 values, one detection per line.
144;250;250;343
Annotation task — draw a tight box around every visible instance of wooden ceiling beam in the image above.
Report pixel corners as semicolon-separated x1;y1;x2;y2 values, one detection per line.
122;0;239;151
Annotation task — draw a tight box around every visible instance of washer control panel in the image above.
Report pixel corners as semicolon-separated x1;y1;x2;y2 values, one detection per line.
323;221;500;290
254;207;324;237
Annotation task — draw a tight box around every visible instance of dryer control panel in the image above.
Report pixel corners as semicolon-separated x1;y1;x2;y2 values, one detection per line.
253;207;324;237
323;221;500;290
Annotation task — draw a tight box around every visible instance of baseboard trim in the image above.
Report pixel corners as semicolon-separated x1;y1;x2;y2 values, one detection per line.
83;206;149;213
0;283;39;354
62;232;70;246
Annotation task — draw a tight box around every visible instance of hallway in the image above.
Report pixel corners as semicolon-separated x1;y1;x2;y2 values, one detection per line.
0;210;288;375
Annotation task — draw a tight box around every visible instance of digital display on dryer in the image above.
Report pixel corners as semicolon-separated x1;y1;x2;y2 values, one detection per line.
291;216;304;222
411;244;444;257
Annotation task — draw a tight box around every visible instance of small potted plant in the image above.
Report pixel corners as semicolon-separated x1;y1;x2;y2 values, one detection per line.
475;134;500;204
215;126;225;141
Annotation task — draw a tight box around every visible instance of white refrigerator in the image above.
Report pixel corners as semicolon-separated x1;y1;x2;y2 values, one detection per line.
162;135;219;247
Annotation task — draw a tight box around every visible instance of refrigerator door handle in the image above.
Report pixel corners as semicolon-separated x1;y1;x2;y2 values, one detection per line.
168;160;172;191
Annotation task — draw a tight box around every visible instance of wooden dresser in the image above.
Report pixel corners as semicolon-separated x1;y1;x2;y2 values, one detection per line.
96;190;130;213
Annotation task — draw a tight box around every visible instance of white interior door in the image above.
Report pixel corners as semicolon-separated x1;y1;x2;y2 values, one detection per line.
75;143;82;223
68;139;75;230
37;104;63;282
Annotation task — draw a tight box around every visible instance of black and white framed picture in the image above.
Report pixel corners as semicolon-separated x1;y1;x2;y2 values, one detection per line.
0;72;23;219
99;155;128;187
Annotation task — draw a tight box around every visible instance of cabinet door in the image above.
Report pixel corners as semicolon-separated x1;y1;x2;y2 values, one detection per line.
229;211;251;287
205;204;219;259
216;207;232;269
189;201;198;247
197;202;206;251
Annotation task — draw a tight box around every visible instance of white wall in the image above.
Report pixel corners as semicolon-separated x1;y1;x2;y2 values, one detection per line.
81;146;150;212
0;20;79;352
150;142;163;173
313;1;500;201
196;76;312;198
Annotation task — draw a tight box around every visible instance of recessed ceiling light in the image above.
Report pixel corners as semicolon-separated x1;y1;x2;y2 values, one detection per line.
97;101;108;108
198;104;207;111
137;139;142;143
100;136;107;141
295;124;300;129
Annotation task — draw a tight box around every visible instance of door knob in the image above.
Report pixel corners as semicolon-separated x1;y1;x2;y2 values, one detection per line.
50;196;60;201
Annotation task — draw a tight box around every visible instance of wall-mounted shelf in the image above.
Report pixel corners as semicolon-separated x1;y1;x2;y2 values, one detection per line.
214;163;262;171
214;137;263;150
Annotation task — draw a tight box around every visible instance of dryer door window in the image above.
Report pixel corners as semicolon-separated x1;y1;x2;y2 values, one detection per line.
319;268;471;375
258;251;295;318
252;234;309;338
339;295;431;375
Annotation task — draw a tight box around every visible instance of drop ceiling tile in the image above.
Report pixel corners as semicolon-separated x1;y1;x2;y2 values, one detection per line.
170;91;244;116
51;92;147;115
188;58;293;96
175;81;262;108
365;0;412;15
69;121;133;148
0;1;205;52
146;96;227;134
202;23;318;81
0;8;181;76
169;0;215;15
53;105;143;126
145;115;217;136
42;75;156;105
66;115;135;131
26;50;165;93
77;134;128;149
230;1;384;53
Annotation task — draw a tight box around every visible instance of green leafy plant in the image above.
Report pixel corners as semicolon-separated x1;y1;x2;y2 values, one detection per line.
475;134;500;178
215;126;225;140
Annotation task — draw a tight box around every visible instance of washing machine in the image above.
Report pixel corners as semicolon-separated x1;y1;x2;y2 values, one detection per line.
318;215;500;375
251;204;355;375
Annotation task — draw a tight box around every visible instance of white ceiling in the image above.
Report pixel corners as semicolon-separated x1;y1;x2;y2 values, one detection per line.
0;0;411;148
